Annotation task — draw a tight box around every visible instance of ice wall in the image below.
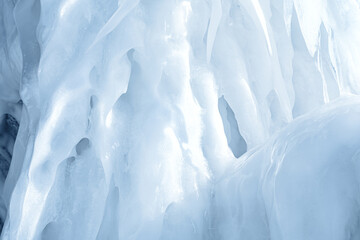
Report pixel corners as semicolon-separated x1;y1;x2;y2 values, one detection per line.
1;0;360;239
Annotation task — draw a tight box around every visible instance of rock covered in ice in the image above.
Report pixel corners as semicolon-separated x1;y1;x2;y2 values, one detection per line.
0;0;360;239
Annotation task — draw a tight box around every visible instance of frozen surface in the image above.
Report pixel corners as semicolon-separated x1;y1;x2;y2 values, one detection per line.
1;0;360;239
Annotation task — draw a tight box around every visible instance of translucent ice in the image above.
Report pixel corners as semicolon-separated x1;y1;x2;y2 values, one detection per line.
1;0;360;239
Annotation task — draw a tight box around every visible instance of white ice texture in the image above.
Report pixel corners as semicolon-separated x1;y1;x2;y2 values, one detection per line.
1;0;360;239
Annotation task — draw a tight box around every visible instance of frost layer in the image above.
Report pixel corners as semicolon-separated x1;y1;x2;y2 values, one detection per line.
1;0;360;239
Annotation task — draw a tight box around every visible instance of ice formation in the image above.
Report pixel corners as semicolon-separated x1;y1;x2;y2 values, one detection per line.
1;0;360;239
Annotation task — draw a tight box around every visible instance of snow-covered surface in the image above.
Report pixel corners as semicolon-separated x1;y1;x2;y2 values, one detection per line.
1;0;360;239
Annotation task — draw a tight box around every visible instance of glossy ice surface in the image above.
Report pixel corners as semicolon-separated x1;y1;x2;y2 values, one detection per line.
1;0;360;239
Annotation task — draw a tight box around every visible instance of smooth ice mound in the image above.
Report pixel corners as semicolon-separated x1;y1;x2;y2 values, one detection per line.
1;0;360;239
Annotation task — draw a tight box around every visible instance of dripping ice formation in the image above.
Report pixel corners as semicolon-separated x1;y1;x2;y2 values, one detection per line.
1;0;360;239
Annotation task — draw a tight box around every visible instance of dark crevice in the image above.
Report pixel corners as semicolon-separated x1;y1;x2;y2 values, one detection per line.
218;96;247;158
41;221;62;240
76;138;91;156
0;217;3;235
0;114;19;180
90;95;98;109
0;204;5;236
